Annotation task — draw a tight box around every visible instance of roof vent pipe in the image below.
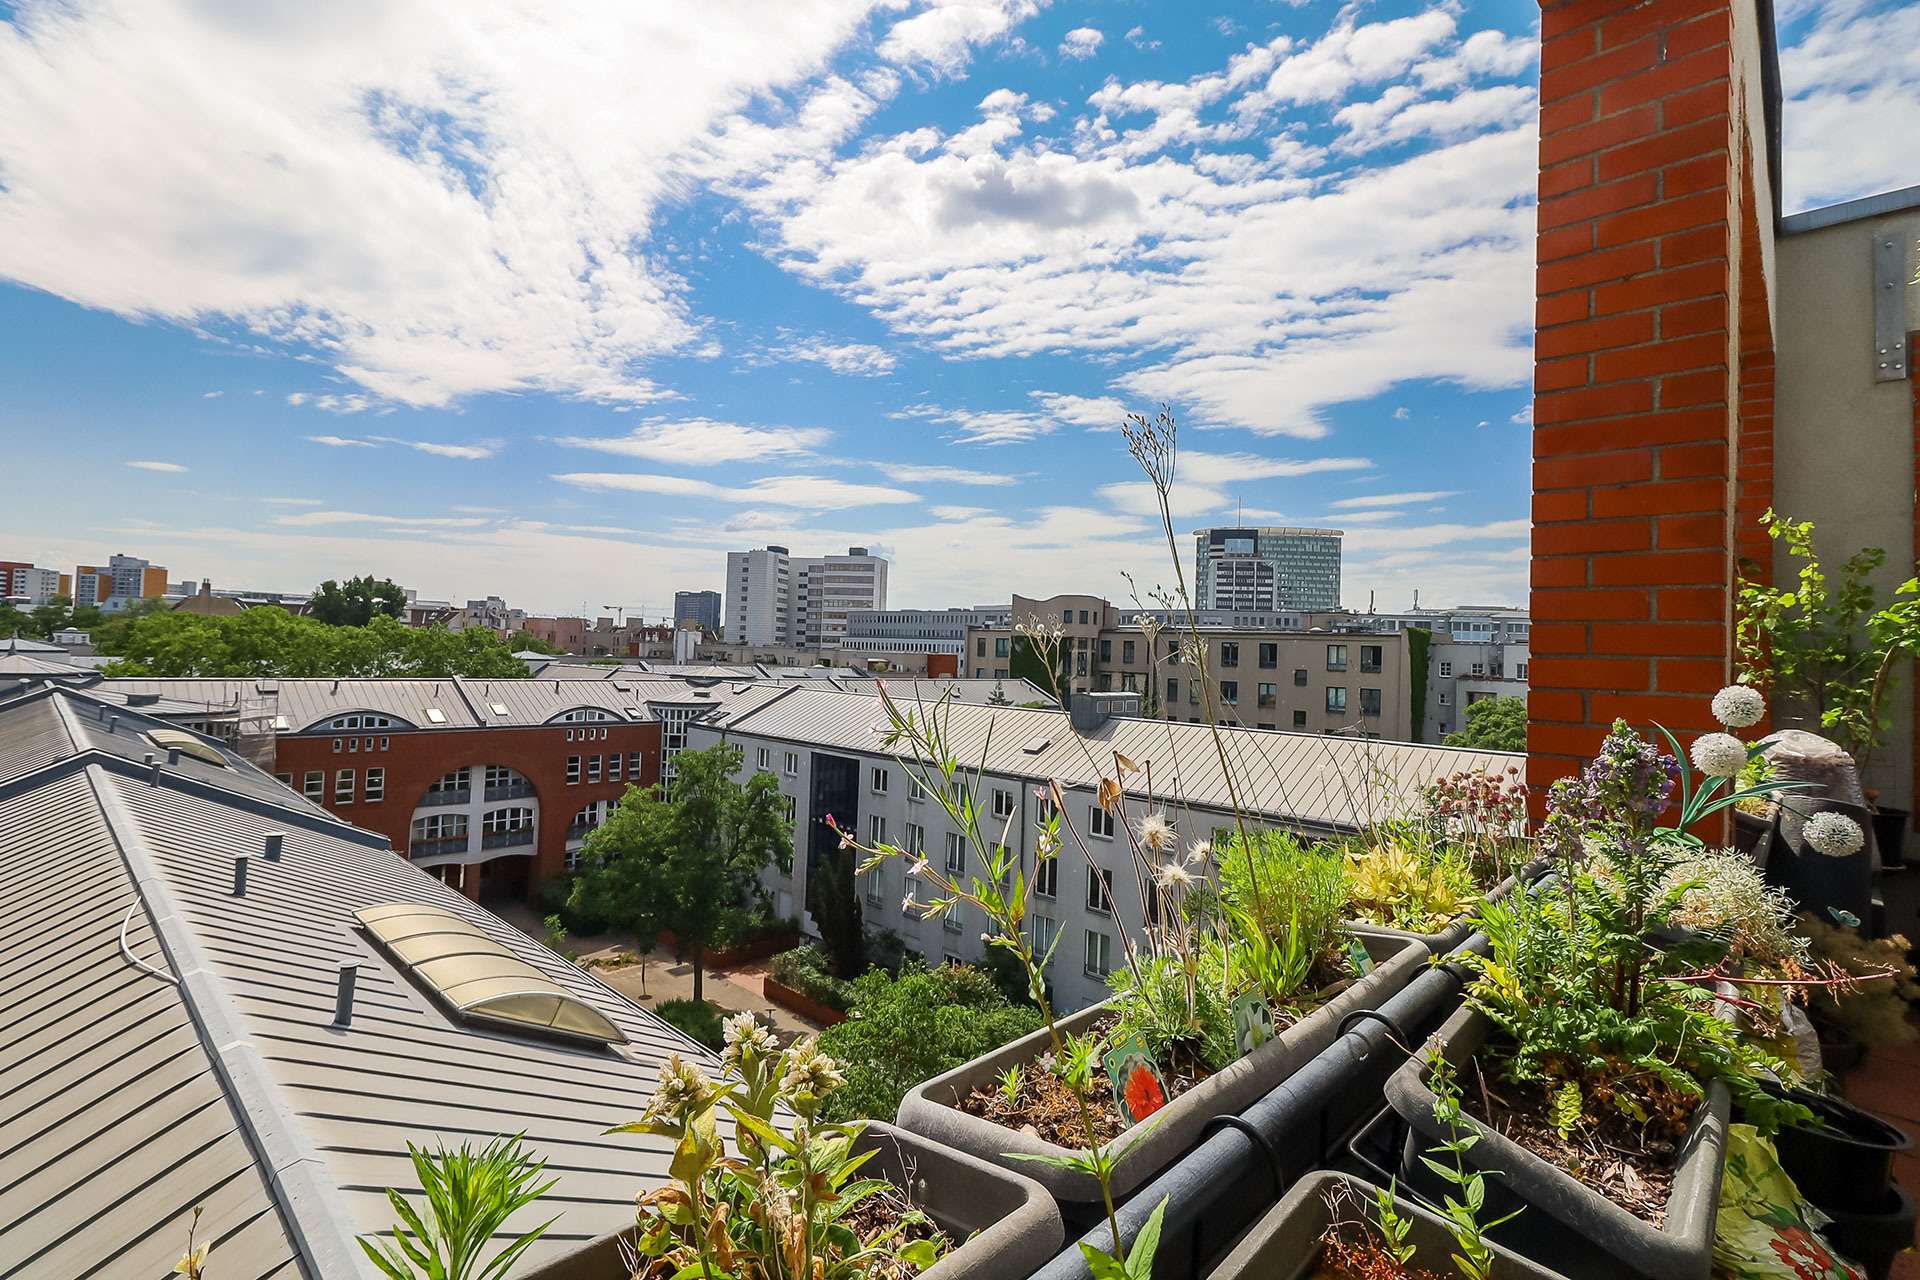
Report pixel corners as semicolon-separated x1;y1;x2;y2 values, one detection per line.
146;753;162;784
333;961;359;1026
231;856;249;896
264;832;285;861
167;748;181;765
106;715;118;734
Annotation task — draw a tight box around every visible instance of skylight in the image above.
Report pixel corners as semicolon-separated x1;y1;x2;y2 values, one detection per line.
424;707;447;724
355;903;626;1045
489;702;510;716
147;728;227;767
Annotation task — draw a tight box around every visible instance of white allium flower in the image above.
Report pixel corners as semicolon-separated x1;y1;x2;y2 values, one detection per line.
1803;811;1866;858
1154;861;1194;889
1136;812;1176;855
1690;732;1748;778
1711;684;1766;729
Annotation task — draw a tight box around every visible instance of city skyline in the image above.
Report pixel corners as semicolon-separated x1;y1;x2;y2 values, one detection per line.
1;0;1913;615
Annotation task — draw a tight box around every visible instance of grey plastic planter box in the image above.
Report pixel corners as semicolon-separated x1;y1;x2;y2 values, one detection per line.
896;932;1429;1205
1206;1169;1567;1279
519;1119;1061;1280
1384;1005;1730;1280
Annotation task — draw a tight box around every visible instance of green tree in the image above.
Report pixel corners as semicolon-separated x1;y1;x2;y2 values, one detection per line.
573;743;790;1002
807;844;865;978
1443;695;1527;752
99;609;528;678
511;631;564;655
309;574;408;626
817;962;1043;1122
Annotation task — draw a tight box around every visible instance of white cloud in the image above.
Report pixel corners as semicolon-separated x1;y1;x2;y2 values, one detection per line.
306;435;378;448
878;0;1043;75
1328;490;1459;508
305;432;495;458
1778;0;1920;211
0;0;892;407
260;496;324;506
772;337;897;376
126;459;188;473
552;471;920;509
874;462;1016;485
287;391;381;414
272;510;493;528
1509;402;1532;426
1123;26;1159;51
1177;451;1373;484
555;420;829;465
1059;27;1103;60
1392;406;1409;420
201;390;223;399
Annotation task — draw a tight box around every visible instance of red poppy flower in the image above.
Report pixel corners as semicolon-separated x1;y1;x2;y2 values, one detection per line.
1123;1064;1166;1120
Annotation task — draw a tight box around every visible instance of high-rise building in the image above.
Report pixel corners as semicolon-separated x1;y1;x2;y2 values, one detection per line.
1192;527;1342;611
72;553;167;609
673;590;722;634
1;562;68;606
724;546;888;648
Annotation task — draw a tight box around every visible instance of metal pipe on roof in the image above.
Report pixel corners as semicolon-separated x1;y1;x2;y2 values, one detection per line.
264;832;285;860
147;754;162;784
167;747;181;765
231;856;249;896
332;962;359;1026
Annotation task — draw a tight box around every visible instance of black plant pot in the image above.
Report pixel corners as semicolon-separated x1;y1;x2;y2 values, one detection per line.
1768;1088;1913;1214
1872;807;1910;869
1820;1183;1916;1280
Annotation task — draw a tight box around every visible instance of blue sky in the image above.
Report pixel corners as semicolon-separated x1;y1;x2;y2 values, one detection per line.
0;0;1913;618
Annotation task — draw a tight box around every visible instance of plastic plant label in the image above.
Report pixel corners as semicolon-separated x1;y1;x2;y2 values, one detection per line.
1103;1034;1168;1124
1232;991;1276;1058
1345;936;1375;977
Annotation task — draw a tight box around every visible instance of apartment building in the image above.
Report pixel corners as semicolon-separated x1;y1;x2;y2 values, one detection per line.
674;589;723;634
1192;527;1343;611
724;545;888;648
964;594;1415;740
0;560;67;605
690;685;1516;1012
840;604;1011;660
1297;606;1530;742
71;552;167;609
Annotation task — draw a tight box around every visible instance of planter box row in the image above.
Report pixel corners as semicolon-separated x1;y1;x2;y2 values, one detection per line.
764;972;850;1025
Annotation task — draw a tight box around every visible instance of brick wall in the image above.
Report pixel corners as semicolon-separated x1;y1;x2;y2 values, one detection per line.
1529;0;1772;801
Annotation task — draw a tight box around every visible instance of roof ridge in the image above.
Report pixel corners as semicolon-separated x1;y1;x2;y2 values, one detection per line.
85;763;363;1280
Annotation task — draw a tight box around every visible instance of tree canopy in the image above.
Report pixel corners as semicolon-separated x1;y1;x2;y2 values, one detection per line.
572;742;791;1002
1443;694;1527;753
308;575;408;626
98;610;528;678
0;596;106;642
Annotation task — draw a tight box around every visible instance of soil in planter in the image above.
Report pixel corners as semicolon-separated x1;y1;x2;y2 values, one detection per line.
1459;1053;1692;1228
837;1180;957;1280
1311;1234;1450;1280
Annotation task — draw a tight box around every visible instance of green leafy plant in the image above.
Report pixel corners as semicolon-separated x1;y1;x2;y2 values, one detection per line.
770;944;856;1012
359;1134;557;1280
656;997;725;1050
1339;828;1475;934
1443;695;1527;753
1737;509;1920;778
1421;1048;1523;1280
613;1021;951;1280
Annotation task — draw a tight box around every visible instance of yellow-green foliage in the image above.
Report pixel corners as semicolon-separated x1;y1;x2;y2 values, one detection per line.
1342;839;1474;934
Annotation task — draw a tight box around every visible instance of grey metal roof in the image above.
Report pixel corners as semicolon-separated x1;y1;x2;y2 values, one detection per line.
867;677;1054;706
0;634;68;655
0;686;724;1277
704;686;1520;833
0;653;95;679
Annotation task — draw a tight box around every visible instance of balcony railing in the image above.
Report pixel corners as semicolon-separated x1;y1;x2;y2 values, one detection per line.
418;789;471;808
481;829;535;851
409;836;468;859
484;781;535;802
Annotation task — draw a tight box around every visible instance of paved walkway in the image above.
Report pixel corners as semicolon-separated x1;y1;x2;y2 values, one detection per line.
494;902;821;1038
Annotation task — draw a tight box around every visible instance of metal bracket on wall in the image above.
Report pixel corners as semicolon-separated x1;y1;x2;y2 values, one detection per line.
1874;231;1909;381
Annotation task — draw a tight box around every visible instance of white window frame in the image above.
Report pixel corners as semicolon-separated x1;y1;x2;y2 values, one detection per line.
566;755;581;785
784;751;800;777
1085;865;1114;914
303;770;324;800
334;769;354;804
1034;856;1058;898
365;767;385;802
992;787;1015;820
871;766;890;794
1083;929;1111;978
1089;804;1115;840
945;831;965;879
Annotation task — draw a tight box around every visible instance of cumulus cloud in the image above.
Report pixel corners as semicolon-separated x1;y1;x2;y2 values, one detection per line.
878;0;1043;75
1777;0;1920;211
1059;27;1103;59
552;471;920;509
554;420;830;465
772;337;898;376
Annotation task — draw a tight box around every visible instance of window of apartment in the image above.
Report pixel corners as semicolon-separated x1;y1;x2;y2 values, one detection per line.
1221;680;1238;705
869;814;888;847
994;637;1009;658
909;775;930;803
567;755;582;785
1187;680;1198;705
1143;878;1162;928
870;765;890;794
1361;645;1382;673
1471;662;1485;676
992;787;1015;820
275;772;293;787
303;770;324;800
1084;929;1112;977
1360;688;1382;717
1032;913;1059;966
331;738;342;754
976;638;987;657
1517;662;1529;679
1089;804;1114;839
784;751;799;776
1326;644;1348;672
904;822;925;855
365;767;385;802
1326;687;1348;713
1086;865;1114;914
483;807;532;834
1256;642;1277;669
756;746;771;770
335;769;355;804
864;867;883;906
586;755;602;783
1166;676;1179;705
1293;667;1308;687
1099;639;1111;663
628;751;642;777
1438;661;1453;677
1219;642;1239;668
347;737;358;753
782;794;796;822
1122;639;1135;664
1258;682;1277;709
945;832;965;879
608;754;622;782
1034;855;1058;898
1292;709;1308;729
1079;610;1090;624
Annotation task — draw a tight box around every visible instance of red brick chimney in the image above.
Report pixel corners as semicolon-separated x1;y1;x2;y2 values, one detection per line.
1527;0;1778;803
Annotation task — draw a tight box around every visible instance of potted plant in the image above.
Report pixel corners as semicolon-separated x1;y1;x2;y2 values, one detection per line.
1737;510;1920;864
534;1018;1063;1280
1386;691;1827;1280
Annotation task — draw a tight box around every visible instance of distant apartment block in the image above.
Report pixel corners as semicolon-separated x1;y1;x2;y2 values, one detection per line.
0;560;68;606
840;604;1011;659
1192;527;1343;611
673;589;722;634
725;545;888;648
71;553;168;610
1323;606;1530;742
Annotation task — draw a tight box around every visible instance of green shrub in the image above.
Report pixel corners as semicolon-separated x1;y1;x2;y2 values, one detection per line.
710;904;798;951
655;998;724;1050
1217;828;1349;959
818;962;1043;1122
539;873;610;937
768;945;853;1012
